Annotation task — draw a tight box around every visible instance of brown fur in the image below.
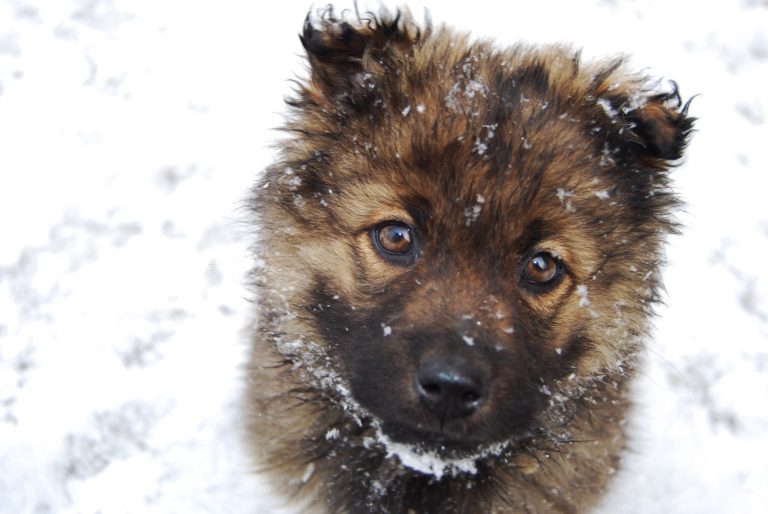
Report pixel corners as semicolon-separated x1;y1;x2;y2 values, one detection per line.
247;8;693;514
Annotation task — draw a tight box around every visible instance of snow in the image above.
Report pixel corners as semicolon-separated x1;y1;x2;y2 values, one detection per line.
1;0;767;513
301;463;315;484
594;190;611;200
557;187;576;210
576;285;591;307
375;427;509;480
463;204;483;225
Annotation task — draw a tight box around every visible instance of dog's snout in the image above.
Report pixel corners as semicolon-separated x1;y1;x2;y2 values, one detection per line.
416;354;487;422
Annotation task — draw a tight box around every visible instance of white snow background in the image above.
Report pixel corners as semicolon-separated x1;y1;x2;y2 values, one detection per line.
1;0;766;512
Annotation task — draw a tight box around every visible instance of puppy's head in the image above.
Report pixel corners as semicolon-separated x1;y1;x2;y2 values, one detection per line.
256;9;693;460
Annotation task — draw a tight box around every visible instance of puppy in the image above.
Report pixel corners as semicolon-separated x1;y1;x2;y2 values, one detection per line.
247;8;693;514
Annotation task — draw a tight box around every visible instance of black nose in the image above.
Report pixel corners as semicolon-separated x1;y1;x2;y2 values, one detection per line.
416;354;487;422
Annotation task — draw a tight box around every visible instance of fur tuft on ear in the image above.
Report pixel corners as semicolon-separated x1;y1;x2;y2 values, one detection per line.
299;7;429;104
596;77;696;166
626;84;695;161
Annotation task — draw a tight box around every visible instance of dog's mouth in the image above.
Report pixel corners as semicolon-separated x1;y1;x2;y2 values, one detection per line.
372;424;514;479
380;420;487;454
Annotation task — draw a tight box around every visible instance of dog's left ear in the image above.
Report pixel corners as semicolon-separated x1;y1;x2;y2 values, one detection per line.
601;81;695;164
624;86;695;161
299;7;426;105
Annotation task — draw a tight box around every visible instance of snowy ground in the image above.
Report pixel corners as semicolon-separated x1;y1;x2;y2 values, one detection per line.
1;0;766;512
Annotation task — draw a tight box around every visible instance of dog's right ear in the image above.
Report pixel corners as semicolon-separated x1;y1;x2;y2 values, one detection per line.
299;7;427;106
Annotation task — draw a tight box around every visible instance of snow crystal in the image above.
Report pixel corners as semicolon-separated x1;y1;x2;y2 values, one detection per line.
464;204;482;225
325;428;339;440
473;124;498;156
371;480;385;495
287;175;302;189
556;188;575;211
401;105;412;117
594;190;610;200
596;97;619;119
382;324;392;336
444;83;463;112
576;285;590;307
301;463;315;483
416;104;426;113
465;80;487;99
462;335;475;346
503;326;515;334
624;89;648;114
556;188;574;202
445;80;488;112
600;142;617;167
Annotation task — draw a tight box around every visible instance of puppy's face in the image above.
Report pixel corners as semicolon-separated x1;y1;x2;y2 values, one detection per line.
258;13;692;458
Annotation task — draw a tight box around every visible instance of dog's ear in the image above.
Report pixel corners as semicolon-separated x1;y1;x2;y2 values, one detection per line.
299;7;427;105
622;86;695;161
597;75;695;165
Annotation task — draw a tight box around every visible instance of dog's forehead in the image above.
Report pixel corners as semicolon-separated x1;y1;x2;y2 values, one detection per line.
340;51;602;207
341;116;594;232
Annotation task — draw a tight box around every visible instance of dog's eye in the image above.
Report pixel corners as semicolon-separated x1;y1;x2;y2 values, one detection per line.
372;222;416;262
375;222;413;254
523;252;562;286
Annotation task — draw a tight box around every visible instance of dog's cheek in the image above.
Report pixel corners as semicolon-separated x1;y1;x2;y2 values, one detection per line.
551;278;647;376
303;284;411;409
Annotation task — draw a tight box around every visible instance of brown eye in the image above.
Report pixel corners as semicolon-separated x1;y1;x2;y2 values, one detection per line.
376;223;413;254
523;252;561;286
371;222;417;264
